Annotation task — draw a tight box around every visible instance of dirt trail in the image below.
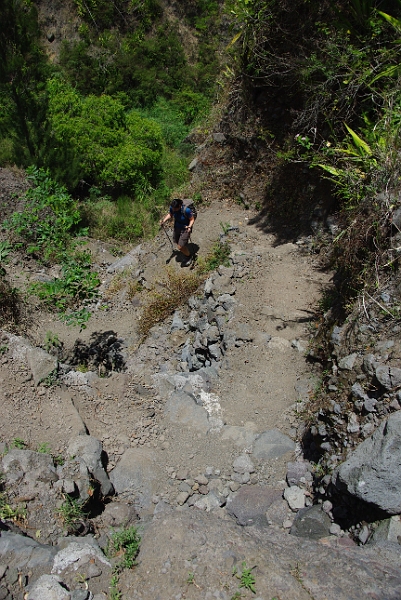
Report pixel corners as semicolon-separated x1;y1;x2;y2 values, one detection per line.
1;198;330;503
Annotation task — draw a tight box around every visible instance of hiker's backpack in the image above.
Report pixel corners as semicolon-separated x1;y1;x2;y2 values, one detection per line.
182;198;197;221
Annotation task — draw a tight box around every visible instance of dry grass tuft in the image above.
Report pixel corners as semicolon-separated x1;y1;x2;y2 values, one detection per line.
139;267;201;337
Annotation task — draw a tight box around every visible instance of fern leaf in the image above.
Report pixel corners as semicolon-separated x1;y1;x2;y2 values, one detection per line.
378;11;401;31
344;124;372;156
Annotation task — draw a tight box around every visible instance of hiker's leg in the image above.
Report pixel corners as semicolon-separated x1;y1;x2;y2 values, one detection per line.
177;229;191;257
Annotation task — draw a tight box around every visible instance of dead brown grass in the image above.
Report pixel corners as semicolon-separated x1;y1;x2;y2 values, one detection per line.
139;267;202;337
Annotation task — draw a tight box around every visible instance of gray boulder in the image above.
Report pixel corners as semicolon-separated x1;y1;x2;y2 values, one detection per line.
375;364;401;390
27;347;58;385
109;448;162;509
252;429;295;460
226;486;282;526
67;435;114;498
2;449;56;485
0;531;56;572
164;390;210;433
27;574;70;600
333;411;401;514
290;505;332;540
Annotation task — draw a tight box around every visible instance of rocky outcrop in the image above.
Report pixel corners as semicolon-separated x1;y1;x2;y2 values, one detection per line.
333;411;401;514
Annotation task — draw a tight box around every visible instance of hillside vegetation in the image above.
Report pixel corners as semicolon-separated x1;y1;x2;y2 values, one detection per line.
1;0;401;335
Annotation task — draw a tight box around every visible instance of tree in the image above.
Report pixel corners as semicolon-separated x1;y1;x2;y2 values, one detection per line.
46;77;164;194
0;0;50;165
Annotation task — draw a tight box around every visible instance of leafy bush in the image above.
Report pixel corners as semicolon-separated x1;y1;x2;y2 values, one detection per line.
4;166;81;260
30;251;100;311
46;78;163;194
81;193;162;242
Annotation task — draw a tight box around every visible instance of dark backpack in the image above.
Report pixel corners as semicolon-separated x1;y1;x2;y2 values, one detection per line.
182;198;197;221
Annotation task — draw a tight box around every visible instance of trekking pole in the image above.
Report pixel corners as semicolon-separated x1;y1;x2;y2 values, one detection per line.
161;223;174;251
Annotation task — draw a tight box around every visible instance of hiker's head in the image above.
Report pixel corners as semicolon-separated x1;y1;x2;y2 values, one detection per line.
171;198;183;212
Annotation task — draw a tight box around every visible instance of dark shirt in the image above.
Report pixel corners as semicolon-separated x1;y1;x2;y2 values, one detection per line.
170;206;192;230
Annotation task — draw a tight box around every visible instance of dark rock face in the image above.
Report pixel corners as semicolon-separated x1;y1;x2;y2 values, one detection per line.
333;411;401;514
290;505;332;540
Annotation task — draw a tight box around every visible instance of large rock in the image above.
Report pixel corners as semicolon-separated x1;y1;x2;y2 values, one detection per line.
252;429;295;460
290;505;332;540
109;448;162;510
164;390;210;433
333;411;401;514
2;449;56;485
226;486;282;526
27;347;58;385
67;435;114;498
375;364;401;390
126;508;401;599
27;575;70;600
0;531;56;572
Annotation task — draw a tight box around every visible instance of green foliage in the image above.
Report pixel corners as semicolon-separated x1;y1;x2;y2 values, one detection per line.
4;167;81;260
109;573;122;600
46;78;163;194
44;331;62;354
200;241;231;272
57;495;88;533
0;474;26;521
108;526;141;571
30;251;100;311
81;193;162;242
0;0;51;166
60;308;92;331
11;438;27;449
37;442;51;454
140;97;190;148
0;241;11;277
233;561;256;594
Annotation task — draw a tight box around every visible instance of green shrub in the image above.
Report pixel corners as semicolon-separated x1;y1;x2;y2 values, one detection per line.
46;78;164;194
57;495;88;534
81;194;161;242
30;251;100;311
4;166;81;260
108;526;141;570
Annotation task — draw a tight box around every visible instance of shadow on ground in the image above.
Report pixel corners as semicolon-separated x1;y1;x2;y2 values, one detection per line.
68;330;126;374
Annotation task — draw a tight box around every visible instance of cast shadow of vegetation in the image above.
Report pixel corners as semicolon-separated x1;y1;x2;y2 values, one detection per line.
248;161;337;247
69;330;125;375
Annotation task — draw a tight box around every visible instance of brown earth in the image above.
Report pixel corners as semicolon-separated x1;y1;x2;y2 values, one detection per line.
0;164;330;504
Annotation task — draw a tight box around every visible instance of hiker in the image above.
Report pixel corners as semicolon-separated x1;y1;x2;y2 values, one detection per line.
160;198;196;267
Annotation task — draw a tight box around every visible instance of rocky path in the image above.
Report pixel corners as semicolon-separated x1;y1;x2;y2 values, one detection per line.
2;197;401;600
1;200;329;504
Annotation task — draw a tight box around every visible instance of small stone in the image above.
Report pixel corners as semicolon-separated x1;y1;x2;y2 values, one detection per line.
198;485;209;495
229;481;241;492
358;524;371;545
176;492;189;506
196;475;208;486
329;523;342;536
283;519;293;529
283;486;306;511
233;454;255;474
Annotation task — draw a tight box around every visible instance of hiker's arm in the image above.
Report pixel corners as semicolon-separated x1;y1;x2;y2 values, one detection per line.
160;213;171;226
185;209;195;230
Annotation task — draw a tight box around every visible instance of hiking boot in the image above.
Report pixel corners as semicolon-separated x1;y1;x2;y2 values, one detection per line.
182;254;193;267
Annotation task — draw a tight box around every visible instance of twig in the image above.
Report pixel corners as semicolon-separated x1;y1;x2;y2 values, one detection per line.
365;291;395;319
361;294;370;322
